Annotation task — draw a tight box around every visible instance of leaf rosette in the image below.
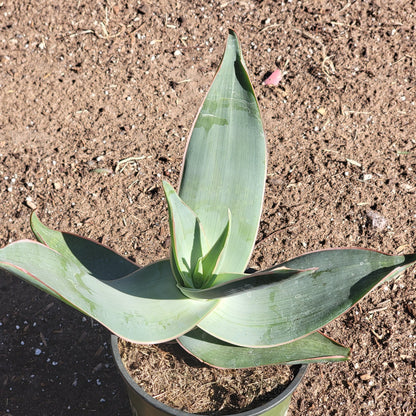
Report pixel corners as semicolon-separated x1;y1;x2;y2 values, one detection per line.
0;30;415;368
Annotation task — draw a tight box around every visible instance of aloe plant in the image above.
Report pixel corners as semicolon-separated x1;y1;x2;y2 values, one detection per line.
1;30;415;369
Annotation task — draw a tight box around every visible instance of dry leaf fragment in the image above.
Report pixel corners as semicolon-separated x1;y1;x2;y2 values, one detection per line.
263;69;283;86
346;158;362;167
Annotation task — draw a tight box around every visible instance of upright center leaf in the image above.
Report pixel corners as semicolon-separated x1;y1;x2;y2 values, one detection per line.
163;181;231;289
163;181;207;288
178;29;266;276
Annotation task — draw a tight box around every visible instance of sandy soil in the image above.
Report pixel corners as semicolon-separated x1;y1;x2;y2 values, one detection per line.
1;0;415;415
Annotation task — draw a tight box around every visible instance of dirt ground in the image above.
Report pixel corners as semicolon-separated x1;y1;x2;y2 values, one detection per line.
1;0;415;415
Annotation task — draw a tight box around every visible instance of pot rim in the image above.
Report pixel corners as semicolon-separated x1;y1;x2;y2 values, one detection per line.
111;334;307;416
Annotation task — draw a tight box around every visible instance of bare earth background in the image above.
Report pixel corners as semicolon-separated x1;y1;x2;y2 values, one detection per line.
1;0;415;415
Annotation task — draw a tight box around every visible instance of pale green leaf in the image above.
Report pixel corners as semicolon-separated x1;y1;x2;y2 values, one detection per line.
179;29;266;275
191;256;205;289
30;212;138;280
198;210;231;288
197;249;416;347
0;241;217;343
163;181;208;287
178;267;312;300
178;328;350;368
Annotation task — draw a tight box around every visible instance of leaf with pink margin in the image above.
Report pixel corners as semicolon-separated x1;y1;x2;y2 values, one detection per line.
197;249;416;347
0;241;218;343
178;327;349;368
30;211;138;281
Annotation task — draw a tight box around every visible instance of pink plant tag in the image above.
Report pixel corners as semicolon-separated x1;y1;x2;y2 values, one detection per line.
263;69;283;86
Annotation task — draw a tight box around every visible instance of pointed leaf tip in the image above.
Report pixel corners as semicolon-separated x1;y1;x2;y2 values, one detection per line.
198;210;231;288
0;244;217;343
163;181;208;288
178;28;266;276
30;211;139;280
178;328;350;368
197;248;416;347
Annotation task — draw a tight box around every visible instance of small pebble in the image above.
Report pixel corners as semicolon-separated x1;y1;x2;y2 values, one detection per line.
366;209;387;230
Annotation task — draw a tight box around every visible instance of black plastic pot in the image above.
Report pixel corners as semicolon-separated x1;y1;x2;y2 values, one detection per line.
111;335;307;416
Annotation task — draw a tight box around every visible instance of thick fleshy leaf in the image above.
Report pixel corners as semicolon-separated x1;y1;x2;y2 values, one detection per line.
178;267;313;300
178;29;266;275
30;212;138;280
178;328;350;368
198;249;416;347
191;257;205;289
0;241;217;343
163;181;207;287
0;241;73;304
198;209;231;288
164;181;232;289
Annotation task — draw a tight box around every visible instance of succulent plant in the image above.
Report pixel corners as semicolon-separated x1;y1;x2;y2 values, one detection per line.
1;30;415;369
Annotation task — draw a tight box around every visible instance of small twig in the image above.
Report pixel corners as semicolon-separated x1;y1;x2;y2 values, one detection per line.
293;28;335;82
392;54;415;65
367;306;388;314
322;55;335;78
259;23;281;33
370;329;383;340
343;110;372;115
165;13;176;29
127;180;140;190
339;1;353;13
69;29;95;38
115;156;148;173
293;28;325;48
376;391;386;401
68;25;125;40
